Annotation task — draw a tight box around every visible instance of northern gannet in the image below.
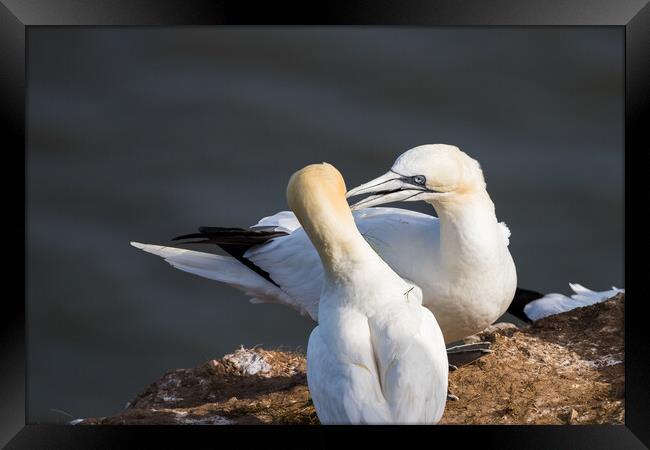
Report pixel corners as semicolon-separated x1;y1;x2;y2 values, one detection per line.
131;144;517;343
287;163;447;424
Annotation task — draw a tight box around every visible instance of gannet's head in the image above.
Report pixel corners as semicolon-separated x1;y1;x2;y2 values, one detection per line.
346;144;485;209
287;162;350;228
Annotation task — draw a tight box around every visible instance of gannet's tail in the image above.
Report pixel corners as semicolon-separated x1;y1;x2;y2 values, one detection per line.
129;242;297;309
520;283;624;322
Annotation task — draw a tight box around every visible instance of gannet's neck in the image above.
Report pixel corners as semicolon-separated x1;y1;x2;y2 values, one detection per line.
430;189;504;271
287;164;381;283
302;204;376;282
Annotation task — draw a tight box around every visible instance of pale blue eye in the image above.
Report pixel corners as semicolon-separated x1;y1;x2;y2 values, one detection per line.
413;175;426;185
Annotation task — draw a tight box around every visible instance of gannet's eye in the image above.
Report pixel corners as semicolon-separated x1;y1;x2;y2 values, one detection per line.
413;175;426;186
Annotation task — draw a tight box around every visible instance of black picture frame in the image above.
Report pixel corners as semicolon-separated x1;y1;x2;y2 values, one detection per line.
2;0;646;447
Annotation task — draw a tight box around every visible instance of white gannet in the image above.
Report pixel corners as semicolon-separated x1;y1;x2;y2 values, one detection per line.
287;163;447;424
521;283;624;322
131;144;517;343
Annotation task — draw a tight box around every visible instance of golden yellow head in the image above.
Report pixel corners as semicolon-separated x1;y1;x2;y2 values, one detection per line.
287;162;347;215
286;162;358;249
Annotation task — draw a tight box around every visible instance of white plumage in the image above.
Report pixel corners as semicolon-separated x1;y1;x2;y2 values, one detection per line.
287;163;447;424
131;144;517;344
523;283;624;321
129;242;297;307
307;291;448;424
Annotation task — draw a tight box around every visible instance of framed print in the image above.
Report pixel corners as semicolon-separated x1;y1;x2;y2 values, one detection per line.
2;0;647;447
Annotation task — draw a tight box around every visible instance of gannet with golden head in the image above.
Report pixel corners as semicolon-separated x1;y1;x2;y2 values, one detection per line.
131;144;518;344
287;162;447;424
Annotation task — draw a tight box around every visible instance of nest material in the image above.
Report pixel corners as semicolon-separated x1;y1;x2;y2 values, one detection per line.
80;294;624;425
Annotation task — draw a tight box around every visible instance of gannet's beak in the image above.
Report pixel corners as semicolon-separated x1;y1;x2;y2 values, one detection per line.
346;171;431;210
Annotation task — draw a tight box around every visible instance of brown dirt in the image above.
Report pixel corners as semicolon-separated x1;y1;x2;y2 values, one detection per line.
442;293;624;424
79;294;624;425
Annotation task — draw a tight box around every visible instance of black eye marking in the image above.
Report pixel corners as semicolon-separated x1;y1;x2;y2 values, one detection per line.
389;169;437;193
412;175;426;186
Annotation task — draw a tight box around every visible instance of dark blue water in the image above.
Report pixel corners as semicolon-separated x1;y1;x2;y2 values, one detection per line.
27;27;623;422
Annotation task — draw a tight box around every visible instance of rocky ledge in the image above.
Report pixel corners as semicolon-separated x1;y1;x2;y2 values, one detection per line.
79;293;624;425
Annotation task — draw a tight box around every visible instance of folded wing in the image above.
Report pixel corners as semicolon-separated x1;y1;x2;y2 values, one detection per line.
368;288;448;424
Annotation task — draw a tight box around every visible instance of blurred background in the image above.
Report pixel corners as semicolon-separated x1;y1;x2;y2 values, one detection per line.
27;27;623;423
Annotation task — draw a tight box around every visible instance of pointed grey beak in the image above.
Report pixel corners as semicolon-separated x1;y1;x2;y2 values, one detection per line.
345;172;401;199
346;171;428;210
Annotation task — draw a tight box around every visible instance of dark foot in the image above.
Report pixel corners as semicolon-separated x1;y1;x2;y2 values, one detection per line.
446;341;492;354
447;341;492;368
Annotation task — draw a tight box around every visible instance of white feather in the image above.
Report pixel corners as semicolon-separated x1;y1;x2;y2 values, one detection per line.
523;283;624;321
307;317;392;424
499;222;511;245
249;211;301;233
129;242;307;314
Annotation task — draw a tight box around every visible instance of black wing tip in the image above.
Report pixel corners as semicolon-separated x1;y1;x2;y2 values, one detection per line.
172;226;249;241
171;225;285;288
515;287;545;299
171;226;289;243
507;287;546;323
171;232;204;241
198;226;248;234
